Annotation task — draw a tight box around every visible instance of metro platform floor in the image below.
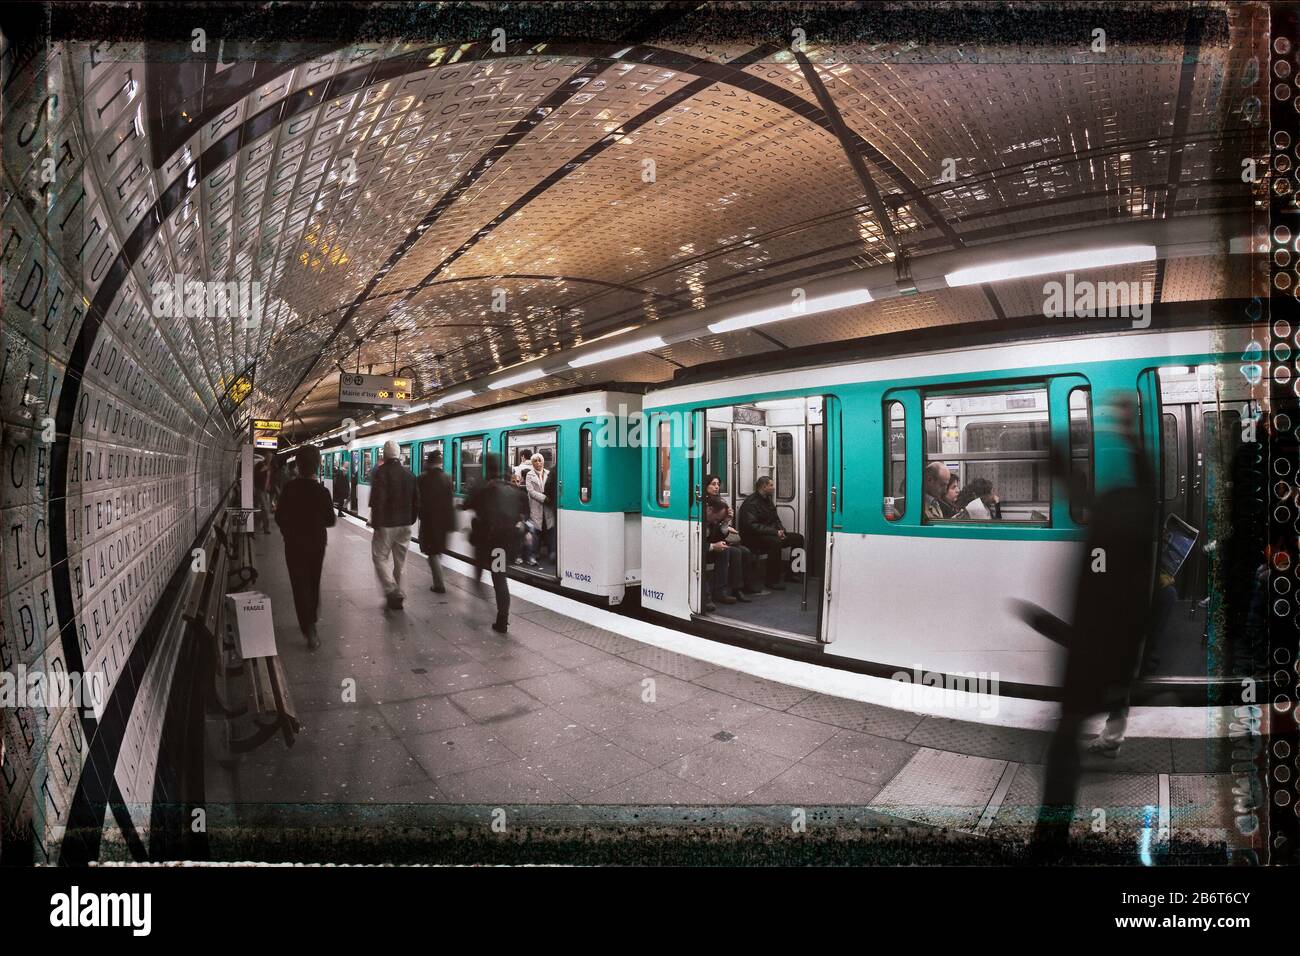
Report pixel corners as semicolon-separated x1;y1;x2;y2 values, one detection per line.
201;519;1249;865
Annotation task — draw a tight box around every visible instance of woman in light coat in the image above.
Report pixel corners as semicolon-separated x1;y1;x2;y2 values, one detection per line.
524;454;555;558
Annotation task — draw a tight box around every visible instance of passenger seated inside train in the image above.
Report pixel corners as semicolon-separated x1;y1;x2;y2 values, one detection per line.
739;476;805;590
702;474;762;611
943;474;961;517
921;461;951;521
954;477;1002;520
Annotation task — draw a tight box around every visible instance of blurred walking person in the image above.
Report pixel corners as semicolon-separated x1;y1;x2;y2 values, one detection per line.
370;440;419;610
1014;394;1158;859
274;445;335;650
417;450;454;594
464;452;521;633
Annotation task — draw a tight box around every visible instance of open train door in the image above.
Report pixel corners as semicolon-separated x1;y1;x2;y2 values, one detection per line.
819;394;843;644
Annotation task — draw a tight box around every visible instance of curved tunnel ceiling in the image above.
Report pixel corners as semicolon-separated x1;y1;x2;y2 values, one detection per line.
6;2;1265;445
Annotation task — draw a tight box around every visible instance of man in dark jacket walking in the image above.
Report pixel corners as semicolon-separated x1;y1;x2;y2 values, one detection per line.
417;450;454;593
275;445;335;650
738;476;805;589
370;440;419;610
463;452;520;633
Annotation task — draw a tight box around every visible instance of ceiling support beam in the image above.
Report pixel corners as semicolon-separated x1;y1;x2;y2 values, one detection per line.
794;51;913;291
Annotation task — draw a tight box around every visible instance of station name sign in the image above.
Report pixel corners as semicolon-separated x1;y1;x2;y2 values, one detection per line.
253;419;282;431
339;373;413;409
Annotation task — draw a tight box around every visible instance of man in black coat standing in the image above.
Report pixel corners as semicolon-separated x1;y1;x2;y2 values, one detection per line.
274;445;335;650
738;476;805;589
417;450;454;593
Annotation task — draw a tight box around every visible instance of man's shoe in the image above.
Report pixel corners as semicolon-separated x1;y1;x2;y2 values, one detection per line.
716;593;737;604
1086;738;1121;758
431;584;446;594
767;582;786;591
306;626;321;651
733;591;752;603
704;602;716;612
491;620;509;634
743;587;769;597
386;592;404;610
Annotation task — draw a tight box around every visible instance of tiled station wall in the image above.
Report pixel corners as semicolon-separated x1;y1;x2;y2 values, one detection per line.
1;38;233;862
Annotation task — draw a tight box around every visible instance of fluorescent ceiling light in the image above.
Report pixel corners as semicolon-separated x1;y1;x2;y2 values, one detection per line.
944;244;1157;287
707;288;873;334
408;402;432;413
569;335;665;368
380;412;399;421
754;398;805;410
489;367;546;390
434;389;475;406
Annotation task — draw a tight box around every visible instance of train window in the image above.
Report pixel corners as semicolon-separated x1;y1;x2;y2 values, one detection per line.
579;427;593;503
884;400;906;520
656;417;671;507
399;443;413;470
460;436;484;492
1161;414;1178;500
1068;387;1092;523
709;428;728;492
422;440;445;469
775;433;795;502
361;449;372;481
924;386;1050;523
1202;410;1241;471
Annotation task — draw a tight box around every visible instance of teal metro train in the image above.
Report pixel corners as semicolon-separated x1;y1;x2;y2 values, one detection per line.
320;322;1252;696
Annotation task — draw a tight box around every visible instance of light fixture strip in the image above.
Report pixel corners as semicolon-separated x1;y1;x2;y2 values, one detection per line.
568;335;666;368
943;244;1158;287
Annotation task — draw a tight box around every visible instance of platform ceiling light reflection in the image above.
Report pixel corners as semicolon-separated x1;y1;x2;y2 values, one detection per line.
488;367;547;390
568;335;666;368
707;288;874;334
943;245;1158;287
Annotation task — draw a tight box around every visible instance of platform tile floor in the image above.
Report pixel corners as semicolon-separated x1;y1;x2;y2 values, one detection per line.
204;519;1243;854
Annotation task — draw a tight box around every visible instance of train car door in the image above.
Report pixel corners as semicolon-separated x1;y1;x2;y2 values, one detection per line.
687;410;705;614
819;394;841;643
507;427;560;578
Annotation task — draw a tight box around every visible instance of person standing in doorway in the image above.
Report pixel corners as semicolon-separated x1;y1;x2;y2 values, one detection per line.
274;445;335;650
369;440;419;610
524;453;554;563
464;452;521;633
417;450;454;594
332;458;350;516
